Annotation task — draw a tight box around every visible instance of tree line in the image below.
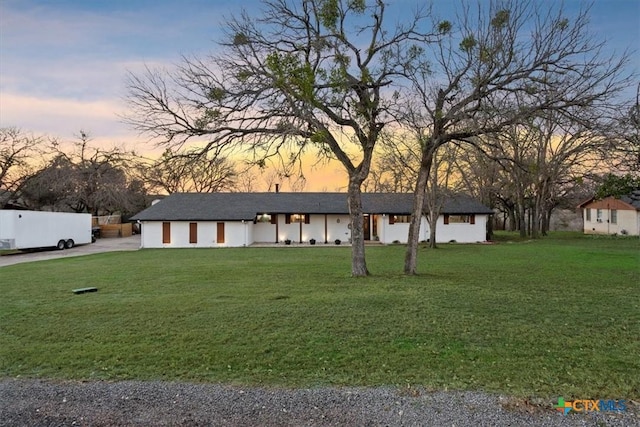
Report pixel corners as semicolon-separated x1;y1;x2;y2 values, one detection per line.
2;121;634;227
0;127;313;216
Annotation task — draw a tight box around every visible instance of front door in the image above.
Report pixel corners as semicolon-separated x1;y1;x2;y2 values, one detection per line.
363;215;371;240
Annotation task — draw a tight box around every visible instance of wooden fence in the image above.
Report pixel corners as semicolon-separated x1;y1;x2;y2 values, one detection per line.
99;223;133;238
92;215;121;226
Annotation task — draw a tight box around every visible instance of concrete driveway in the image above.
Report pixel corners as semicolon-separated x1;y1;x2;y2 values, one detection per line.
0;235;141;268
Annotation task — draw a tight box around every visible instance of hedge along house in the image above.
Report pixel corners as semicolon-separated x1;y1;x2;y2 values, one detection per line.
578;189;640;236
130;192;494;248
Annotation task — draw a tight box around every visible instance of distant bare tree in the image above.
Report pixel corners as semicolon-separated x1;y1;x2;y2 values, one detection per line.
424;143;463;248
612;84;640;172
0;128;44;206
363;132;419;193
219;164;271;193
142;148;237;194
450;142;504;233
20;132;146;216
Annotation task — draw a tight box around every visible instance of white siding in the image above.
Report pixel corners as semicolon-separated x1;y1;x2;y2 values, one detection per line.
140;214;490;248
378;214;487;244
271;214;351;243
584;209;639;236
325;214;351;243
439;215;488;243
278;220;300;242
225;222;250;247
140;221;163;248
254;221;276;243
301;215;326;243
140;220;251;248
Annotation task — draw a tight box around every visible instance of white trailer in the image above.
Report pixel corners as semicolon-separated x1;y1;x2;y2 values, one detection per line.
0;210;92;251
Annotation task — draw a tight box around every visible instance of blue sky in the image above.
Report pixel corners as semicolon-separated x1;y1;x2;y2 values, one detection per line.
1;0;638;152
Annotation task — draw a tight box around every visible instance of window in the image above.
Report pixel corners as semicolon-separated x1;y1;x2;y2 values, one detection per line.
444;215;475;224
286;214;309;224
162;222;171;244
597;209;603;222
189;222;197;243
586;208;591;222
389;215;410;224
256;213;272;223
611;209;617;224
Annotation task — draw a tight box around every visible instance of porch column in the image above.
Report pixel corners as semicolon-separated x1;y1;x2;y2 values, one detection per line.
324;214;328;243
273;213;279;243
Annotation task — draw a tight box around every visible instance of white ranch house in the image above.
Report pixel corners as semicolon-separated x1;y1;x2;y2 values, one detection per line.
131;192;494;248
578;189;640;236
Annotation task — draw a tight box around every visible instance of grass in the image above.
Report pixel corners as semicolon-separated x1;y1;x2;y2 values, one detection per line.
1;233;638;400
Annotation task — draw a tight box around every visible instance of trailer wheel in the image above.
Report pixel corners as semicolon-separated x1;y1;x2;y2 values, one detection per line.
56;240;66;250
65;239;75;249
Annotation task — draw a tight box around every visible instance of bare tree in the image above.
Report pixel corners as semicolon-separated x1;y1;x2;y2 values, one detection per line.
450;142;504;234
141;148;237;194
0;128;44;206
18;155;75;211
20;132;146;216
364;133;462;248
236;167;279;193
611;84;640;172
424;143;464;248
401;0;633;274
363;132;420;193
468;105;616;238
125;0;440;276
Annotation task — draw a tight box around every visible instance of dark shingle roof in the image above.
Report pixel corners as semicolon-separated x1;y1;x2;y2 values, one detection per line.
620;189;640;210
130;192;493;221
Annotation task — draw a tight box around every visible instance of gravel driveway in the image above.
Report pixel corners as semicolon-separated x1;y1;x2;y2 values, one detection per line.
1;379;637;426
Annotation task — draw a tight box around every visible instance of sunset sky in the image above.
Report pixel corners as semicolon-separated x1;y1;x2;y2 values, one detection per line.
1;0;638;191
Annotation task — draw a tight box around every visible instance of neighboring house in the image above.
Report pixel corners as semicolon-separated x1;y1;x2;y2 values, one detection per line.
578;189;640;236
130;192;494;248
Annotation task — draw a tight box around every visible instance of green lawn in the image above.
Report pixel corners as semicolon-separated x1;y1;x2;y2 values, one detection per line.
1;233;638;399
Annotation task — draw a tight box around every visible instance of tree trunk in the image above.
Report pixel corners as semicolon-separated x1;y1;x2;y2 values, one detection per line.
506;206;516;231
486;213;494;240
544;206;554;235
502;204;516;231
404;147;434;275
532;178;552;239
428;212;438;249
347;177;369;277
516;195;527;238
531;193;541;239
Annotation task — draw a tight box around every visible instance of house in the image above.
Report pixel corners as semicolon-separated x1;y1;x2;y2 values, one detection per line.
578;189;640;236
130;192;494;248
